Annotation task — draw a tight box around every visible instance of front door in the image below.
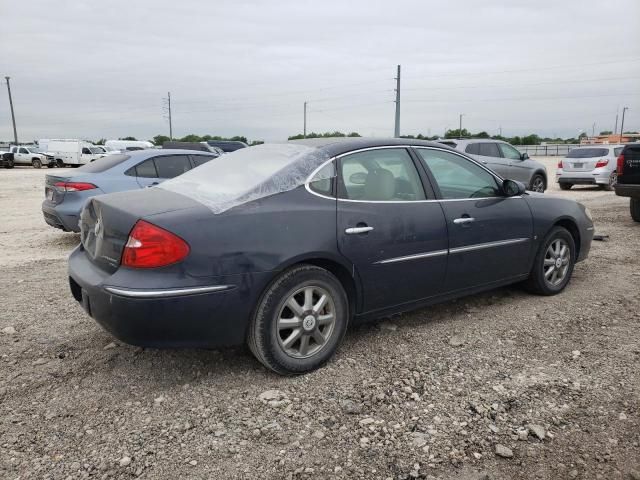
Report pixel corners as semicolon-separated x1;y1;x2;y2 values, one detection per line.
497;143;530;183
413;147;533;291
335;147;448;313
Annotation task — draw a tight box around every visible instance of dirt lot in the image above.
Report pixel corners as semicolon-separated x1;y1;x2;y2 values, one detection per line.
1;159;639;480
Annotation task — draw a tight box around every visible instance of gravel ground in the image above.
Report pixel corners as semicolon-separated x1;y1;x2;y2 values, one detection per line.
1;159;639;480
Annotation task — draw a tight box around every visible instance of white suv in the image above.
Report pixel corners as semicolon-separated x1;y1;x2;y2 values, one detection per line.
556;145;624;190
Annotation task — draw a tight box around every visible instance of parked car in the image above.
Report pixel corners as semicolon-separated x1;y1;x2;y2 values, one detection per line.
162;141;222;155
104;140;155;152
1;150;14;169
438;139;548;192
205;140;248;152
556;145;624;190
68;138;593;375
8;145;53;168
42;149;218;232
614;143;640;222
42;140;106;167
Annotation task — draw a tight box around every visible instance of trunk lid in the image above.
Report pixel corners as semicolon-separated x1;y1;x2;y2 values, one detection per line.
79;188;202;273
618;144;640;185
563;147;610;172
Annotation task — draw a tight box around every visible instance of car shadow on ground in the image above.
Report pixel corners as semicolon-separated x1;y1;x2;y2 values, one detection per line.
74;284;527;387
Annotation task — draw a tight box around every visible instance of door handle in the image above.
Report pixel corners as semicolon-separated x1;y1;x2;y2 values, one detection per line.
453;217;475;225
345;226;374;234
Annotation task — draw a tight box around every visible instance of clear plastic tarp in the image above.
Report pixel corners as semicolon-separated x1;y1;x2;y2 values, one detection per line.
159;143;333;213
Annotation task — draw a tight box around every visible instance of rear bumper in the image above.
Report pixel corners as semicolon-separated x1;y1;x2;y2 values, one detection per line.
614;184;640;198
68;246;272;348
556;169;611;185
42;200;80;232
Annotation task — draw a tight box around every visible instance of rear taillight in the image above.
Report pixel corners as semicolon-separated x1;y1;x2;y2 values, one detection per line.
617;153;625;175
557;160;563;168
595;159;609;168
54;181;97;192
121;220;190;268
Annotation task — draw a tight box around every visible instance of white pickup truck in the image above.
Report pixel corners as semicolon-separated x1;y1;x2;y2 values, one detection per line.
8;146;53;169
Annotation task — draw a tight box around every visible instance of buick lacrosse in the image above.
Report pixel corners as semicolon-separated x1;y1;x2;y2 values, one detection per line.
68;138;594;374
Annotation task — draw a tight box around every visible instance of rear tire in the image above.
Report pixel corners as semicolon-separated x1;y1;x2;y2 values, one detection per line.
248;265;349;375
523;226;576;296
559;183;573;190
56;159;65;168
529;174;545;192
631;198;640;222
601;171;616;191
32;158;42;169
3;159;14;169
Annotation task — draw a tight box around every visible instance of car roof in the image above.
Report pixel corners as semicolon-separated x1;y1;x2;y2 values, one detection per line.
128;148;216;157
442;138;509;146
289;137;451;157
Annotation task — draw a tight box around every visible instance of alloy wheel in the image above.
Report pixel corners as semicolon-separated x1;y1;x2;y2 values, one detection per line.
531;176;545;192
276;285;336;359
543;239;571;286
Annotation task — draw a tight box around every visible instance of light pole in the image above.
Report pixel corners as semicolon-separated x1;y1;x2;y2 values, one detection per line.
5;77;18;145
459;113;464;138
620;107;629;142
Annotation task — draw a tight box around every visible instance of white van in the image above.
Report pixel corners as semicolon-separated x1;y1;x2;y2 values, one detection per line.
104;140;155;152
43;139;106;167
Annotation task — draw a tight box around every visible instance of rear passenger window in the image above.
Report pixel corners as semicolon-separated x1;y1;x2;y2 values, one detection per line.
465;143;480;155
191;155;213;167
155;155;191;179
338;149;426;201
478;143;501;157
135;159;158;178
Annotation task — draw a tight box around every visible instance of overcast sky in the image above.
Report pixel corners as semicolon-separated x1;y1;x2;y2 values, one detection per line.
1;0;639;143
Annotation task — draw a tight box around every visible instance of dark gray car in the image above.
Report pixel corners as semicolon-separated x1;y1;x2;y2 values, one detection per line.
439;139;548;192
68;138;593;375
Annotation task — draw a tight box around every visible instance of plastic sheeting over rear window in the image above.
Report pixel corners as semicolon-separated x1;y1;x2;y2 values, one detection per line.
158;143;332;213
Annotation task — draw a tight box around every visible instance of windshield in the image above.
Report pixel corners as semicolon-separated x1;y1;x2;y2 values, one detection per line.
26;147;39;153
89;147;104;154
77;154;130;173
567;148;609;158
159;143;332;213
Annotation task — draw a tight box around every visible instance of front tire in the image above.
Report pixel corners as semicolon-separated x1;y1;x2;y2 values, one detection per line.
529;174;545;193
524;226;576;296
248;265;349;375
631;198;640;222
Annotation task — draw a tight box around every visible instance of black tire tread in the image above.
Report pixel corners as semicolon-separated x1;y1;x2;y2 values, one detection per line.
523;226;575;296
631;198;640;222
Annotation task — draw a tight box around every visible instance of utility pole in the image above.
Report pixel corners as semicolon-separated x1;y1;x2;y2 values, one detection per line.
167;92;173;140
459;113;464;138
303;101;307;138
394;65;401;138
614;113;618;137
499;125;502;137
5;77;18;145
592;122;596;137
620;107;629;142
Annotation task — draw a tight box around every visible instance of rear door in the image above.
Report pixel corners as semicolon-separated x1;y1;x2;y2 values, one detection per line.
129;158;160;188
477;143;510;178
154;154;192;180
413;147;533;291
335;147;448;313
190;153;216;168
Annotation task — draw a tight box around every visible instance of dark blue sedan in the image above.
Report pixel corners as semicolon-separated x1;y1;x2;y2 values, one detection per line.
42;149;219;232
68;138;594;374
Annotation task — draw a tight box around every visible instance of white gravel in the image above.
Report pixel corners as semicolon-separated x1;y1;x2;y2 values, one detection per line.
0;159;638;479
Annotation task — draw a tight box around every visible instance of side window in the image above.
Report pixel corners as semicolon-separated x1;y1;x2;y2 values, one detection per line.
308;162;336;197
338;148;426;201
19;147;29;154
416;149;501;200
478;143;501;157
154;155;191;179
498;143;522;160
135;158;158;178
82;147;91;154
191;155;214;167
465;143;480;155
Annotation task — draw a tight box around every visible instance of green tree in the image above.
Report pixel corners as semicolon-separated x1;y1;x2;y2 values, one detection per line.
119;136;137;141
153;135;170;146
444;128;471;139
179;134;203;142
599;130;613;135
250;140;264;146
94;138;106;145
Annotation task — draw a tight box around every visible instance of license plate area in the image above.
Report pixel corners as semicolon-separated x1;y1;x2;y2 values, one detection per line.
573;163;583;168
